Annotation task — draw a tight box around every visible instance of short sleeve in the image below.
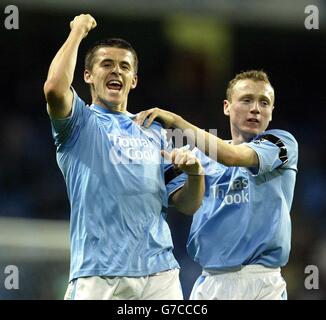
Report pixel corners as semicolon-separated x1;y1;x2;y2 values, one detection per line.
49;88;90;147
165;167;188;198
245;129;298;176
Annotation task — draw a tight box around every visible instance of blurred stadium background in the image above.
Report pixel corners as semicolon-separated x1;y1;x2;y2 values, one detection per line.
0;0;325;299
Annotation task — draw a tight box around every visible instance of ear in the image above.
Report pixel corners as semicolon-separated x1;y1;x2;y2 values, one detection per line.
130;75;138;89
270;105;275;121
224;99;231;116
84;69;93;84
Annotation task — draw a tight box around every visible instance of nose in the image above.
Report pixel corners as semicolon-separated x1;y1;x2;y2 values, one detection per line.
250;101;260;114
111;64;121;75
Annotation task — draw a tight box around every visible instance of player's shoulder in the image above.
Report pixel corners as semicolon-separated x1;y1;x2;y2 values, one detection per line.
142;119;168;142
256;129;298;149
262;129;297;141
147;119;165;131
255;129;299;166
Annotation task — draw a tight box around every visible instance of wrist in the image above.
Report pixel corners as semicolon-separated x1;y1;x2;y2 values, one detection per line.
187;167;205;176
69;28;87;41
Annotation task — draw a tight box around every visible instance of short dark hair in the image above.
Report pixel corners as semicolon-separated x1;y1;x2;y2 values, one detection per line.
85;38;138;73
226;70;273;101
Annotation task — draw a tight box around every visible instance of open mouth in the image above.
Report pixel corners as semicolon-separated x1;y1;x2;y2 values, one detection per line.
107;79;123;91
247;118;259;123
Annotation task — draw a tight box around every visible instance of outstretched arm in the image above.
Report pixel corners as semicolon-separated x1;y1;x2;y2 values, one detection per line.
165;148;205;216
43;14;97;119
135;108;258;168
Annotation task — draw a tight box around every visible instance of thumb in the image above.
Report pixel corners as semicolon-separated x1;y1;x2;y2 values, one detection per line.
91;19;97;29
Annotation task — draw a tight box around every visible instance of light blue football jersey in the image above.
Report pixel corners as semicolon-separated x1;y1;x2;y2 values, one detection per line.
50;90;180;281
170;129;298;270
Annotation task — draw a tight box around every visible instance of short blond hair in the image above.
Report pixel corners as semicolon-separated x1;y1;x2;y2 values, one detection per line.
226;70;273;101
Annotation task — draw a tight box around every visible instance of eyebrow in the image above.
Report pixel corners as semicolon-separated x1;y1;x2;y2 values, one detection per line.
99;58;132;67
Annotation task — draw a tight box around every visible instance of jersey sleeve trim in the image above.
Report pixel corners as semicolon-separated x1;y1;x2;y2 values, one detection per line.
168;184;185;198
164;166;183;185
256;133;289;168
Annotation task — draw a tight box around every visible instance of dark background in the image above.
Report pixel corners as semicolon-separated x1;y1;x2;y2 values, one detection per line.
0;1;325;299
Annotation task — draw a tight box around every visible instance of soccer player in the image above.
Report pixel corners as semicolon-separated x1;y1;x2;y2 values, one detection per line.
135;70;298;300
43;14;205;300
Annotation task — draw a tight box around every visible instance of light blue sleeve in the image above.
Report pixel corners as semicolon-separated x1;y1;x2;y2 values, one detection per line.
245;129;298;176
49;88;90;147
166;171;188;199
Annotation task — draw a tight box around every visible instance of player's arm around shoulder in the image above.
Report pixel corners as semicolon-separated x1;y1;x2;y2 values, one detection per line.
43;14;97;119
218;129;299;170
134;107;259;168
219;143;259;168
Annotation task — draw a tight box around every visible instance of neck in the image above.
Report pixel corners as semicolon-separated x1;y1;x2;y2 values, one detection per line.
230;126;255;145
95;98;128;114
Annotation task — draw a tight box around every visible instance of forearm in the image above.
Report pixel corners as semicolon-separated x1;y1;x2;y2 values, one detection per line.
45;29;84;95
172;175;205;215
135;105;258;167
173;116;257;167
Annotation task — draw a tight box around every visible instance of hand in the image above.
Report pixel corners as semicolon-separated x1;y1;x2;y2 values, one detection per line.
70;14;97;38
162;148;204;176
134;108;179;128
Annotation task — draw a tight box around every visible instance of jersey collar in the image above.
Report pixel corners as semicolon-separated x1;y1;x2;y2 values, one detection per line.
91;104;135;119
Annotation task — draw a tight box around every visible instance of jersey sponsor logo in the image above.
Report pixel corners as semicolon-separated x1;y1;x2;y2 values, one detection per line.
108;133;150;148
107;133;161;164
211;177;249;205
